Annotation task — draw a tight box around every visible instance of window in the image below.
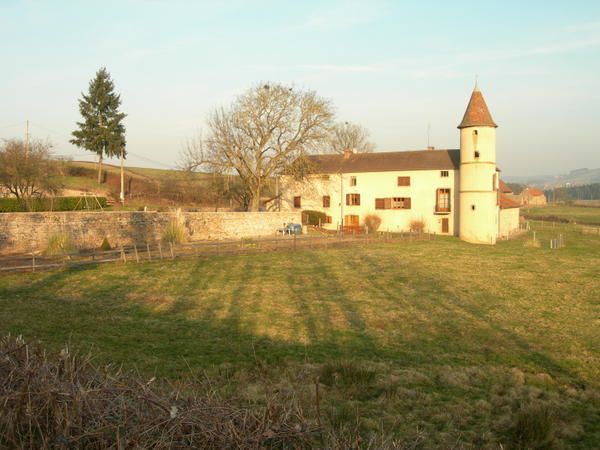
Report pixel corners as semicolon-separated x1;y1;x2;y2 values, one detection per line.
474;151;480;158
471;204;476;211
440;170;449;177
376;198;409;209
473;130;478;136
346;193;360;206
397;176;410;186
293;196;301;208
325;215;332;224
392;197;411;209
350;176;357;186
323;195;330;208
436;188;451;212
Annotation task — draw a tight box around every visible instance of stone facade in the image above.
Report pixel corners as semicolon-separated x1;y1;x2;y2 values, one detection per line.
0;211;301;255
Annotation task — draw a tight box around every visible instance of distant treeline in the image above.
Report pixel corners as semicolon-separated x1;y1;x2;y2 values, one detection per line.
545;183;600;202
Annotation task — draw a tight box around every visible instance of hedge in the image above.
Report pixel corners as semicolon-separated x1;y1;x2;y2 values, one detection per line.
0;196;108;212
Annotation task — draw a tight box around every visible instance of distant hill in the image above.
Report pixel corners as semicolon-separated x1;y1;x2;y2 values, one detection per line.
505;168;600;189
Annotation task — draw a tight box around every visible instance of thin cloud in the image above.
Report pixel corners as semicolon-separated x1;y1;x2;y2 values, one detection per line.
564;19;600;33
292;0;388;30
299;64;383;73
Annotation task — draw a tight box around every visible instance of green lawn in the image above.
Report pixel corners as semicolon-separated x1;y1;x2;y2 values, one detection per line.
1;224;598;447
522;204;600;225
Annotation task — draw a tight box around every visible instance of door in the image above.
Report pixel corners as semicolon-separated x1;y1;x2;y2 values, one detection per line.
442;218;449;233
344;215;359;226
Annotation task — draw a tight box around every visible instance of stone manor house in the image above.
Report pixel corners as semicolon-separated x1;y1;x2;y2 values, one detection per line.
280;86;520;245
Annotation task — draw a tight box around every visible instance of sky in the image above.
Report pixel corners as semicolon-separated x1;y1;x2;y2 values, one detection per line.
1;0;599;177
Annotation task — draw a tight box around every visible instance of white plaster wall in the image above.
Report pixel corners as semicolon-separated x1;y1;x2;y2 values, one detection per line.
459;126;498;244
280;169;459;235
499;208;520;237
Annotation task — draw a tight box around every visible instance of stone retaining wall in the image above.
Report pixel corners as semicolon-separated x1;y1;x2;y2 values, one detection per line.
0;211;301;255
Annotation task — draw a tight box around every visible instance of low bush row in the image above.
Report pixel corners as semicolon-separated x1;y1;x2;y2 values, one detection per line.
0;196;108;212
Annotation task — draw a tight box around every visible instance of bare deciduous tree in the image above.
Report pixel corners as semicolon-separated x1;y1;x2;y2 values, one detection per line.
329;121;375;154
0;139;58;209
181;83;334;211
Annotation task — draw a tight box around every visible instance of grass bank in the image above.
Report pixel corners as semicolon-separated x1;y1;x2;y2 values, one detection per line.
1;223;598;447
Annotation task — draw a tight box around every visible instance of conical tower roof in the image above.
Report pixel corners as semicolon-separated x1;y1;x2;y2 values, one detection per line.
457;85;498;129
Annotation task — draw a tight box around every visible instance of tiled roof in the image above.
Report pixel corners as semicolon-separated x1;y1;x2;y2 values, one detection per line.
458;87;498;129
524;187;545;197
499;193;521;209
305;149;460;174
499;179;513;194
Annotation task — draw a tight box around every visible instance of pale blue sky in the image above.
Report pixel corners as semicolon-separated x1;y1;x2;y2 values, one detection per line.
1;0;599;176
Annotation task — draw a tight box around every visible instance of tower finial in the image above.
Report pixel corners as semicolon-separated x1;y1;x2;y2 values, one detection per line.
474;75;479;92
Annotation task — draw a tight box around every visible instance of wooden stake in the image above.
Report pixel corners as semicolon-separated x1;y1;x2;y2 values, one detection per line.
147;243;152;261
169;242;175;259
134;245;140;263
158;242;163;260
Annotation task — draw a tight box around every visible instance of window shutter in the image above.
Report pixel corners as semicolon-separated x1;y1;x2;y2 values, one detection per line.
375;198;384;209
404;198;411;209
346;194;350;205
384;198;392;209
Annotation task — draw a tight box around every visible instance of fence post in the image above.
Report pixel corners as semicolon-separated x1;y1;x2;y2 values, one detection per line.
134;245;140;263
147;243;152;261
158;242;164;260
121;246;127;263
169;242;175;259
32;253;36;272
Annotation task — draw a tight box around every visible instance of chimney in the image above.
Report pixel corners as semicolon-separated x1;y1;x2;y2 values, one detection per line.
343;148;354;159
427;146;435;151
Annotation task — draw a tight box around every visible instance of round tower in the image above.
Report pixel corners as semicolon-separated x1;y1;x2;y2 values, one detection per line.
458;85;499;244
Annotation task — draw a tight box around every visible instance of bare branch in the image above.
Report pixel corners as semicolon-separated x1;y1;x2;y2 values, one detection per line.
328;121;375;154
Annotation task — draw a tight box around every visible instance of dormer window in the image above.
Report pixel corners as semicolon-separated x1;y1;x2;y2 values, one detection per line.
350;176;357;186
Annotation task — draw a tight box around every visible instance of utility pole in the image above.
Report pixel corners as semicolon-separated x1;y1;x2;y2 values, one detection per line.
25;120;30;158
120;147;125;205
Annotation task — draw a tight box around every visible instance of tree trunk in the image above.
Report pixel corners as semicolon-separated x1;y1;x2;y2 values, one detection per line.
249;186;261;212
97;154;103;184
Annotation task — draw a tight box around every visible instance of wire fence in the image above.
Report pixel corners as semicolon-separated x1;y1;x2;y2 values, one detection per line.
0;231;435;274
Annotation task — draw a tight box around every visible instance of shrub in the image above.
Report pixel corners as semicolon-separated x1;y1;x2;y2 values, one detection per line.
44;232;75;256
507;404;557;449
364;214;382;232
409;219;426;233
302;210;327;226
99;237;112;251
162;213;187;244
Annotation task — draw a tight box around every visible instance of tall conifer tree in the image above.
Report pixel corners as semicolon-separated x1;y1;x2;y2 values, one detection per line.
71;68;126;183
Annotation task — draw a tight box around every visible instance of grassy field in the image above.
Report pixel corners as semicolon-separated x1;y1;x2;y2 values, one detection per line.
1;223;599;447
522;204;600;225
